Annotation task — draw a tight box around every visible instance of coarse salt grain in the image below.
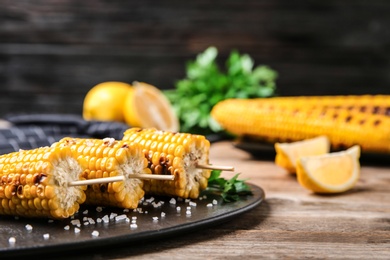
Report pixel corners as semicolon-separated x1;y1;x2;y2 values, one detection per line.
25;224;33;231
186;210;192;216
48;219;54;223
130;223;138;229
74;227;80;234
189;201;197;207
71;219;81;226
169;198;176;205
176;206;181;212
152;216;158;221
161;212;166;218
43;233;50;240
96;207;103;212
91;230;99;237
115;214;127;222
102;215;110;223
83;209;88;214
212;199;218;205
8;237;16;244
206;203;213;208
64;225;70;230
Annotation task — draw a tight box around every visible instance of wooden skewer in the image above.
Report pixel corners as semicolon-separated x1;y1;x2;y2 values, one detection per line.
68;174;175;187
196;164;235;172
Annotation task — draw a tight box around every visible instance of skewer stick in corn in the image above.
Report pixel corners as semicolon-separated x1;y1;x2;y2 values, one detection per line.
196;164;234;171
122;128;214;199
0;146;86;219
68;173;175;187
211;98;390;153
52;137;150;209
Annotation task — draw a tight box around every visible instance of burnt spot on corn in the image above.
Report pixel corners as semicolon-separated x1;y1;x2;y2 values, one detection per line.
99;183;107;193
32;173;47;184
373;119;381;126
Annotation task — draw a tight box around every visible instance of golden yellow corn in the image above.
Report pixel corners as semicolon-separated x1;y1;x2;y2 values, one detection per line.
250;95;390;116
0;146;86;219
211;98;390;153
52;137;150;209
122;128;211;199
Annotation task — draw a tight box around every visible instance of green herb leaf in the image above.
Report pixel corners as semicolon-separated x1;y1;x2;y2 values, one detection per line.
206;170;253;203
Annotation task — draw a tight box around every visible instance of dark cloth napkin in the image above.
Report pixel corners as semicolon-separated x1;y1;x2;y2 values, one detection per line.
0;114;131;155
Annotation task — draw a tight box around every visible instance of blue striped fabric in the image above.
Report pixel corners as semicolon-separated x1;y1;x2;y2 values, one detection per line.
0;114;131;155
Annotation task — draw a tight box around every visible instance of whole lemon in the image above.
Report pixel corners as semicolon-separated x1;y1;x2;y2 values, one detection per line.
83;81;132;122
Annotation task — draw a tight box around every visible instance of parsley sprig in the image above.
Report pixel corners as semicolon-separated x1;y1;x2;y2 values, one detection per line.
206;170;253;203
164;46;278;135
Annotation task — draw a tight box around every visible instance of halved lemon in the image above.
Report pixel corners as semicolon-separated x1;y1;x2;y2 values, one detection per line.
123;81;179;132
83;81;132;122
275;136;331;174
296;145;361;194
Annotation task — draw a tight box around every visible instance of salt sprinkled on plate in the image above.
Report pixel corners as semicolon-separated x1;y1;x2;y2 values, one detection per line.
25;224;33;231
8;237;16;245
130;223;138;229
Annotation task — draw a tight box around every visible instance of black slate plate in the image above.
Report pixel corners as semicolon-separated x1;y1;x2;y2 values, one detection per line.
0;184;265;257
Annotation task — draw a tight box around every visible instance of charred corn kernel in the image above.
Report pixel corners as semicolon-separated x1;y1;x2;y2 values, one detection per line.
53;137;150;209
122;128;211;199
249;95;390;116
211;98;390;153
0;146;86;219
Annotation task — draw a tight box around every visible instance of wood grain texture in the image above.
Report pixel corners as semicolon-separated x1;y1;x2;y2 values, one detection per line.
53;141;390;259
1;1;390;118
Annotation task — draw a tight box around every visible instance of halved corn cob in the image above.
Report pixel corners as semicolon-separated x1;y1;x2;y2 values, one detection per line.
0;146;86;219
122;128;211;199
52;137;150;209
249;95;390;116
211;98;390;153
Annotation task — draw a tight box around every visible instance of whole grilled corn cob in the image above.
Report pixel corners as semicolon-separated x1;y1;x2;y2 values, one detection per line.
211;98;390;153
52;137;150;209
122;128;211;199
0;146;86;219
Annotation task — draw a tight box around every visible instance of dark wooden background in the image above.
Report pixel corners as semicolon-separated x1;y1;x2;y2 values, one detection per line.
1;0;390;118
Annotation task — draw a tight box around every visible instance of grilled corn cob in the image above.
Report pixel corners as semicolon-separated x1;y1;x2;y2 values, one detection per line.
52;137;150;209
122;128;211;199
211;98;390;153
0;146;86;219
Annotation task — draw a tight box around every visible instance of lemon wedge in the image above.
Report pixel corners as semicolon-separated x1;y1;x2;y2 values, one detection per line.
83;81;132;122
123;81;179;132
275;136;331;174
296;145;361;193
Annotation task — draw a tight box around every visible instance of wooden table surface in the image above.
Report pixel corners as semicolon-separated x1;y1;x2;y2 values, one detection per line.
73;141;390;259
